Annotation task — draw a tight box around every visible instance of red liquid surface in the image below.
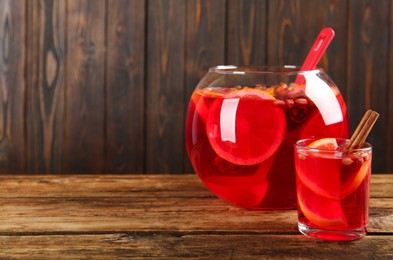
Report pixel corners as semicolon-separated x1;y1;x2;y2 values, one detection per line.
185;85;349;209
295;144;371;240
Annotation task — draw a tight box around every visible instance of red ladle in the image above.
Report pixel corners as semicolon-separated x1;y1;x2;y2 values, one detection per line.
295;27;335;85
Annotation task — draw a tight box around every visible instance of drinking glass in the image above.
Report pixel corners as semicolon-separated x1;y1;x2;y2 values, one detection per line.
295;138;372;241
185;65;349;209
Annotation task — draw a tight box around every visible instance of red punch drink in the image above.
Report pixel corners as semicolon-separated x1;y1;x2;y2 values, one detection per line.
185;66;349;209
295;138;372;241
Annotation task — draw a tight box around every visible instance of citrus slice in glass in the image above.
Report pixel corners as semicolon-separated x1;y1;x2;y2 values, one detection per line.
206;88;286;165
298;183;347;229
308;138;338;150
296;138;341;200
341;158;371;198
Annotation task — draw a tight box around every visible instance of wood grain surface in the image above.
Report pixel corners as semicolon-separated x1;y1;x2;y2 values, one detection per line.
106;0;145;173
0;174;391;258
347;0;390;175
146;0;185;173
0;0;392;174
0;234;392;259
389;2;393;173
64;0;106;173
0;0;25;173
26;0;65;173
227;0;266;65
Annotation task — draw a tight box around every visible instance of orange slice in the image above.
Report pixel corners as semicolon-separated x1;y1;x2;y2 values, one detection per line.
192;89;228;122
308;138;338;150
298;182;347;229
296;138;341;199
206;88;286;165
341;158;371;198
227;87;275;99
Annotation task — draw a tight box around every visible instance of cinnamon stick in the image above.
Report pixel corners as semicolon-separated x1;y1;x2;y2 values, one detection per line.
346;110;371;149
346;109;379;149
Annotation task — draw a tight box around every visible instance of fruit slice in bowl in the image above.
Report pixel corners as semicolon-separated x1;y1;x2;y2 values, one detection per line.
206;88;286;165
192;89;229;122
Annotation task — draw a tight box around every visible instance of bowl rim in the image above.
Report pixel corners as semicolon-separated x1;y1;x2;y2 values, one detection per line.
209;65;323;75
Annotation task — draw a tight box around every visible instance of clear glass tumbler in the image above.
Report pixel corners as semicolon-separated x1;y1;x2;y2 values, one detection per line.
295;138;372;241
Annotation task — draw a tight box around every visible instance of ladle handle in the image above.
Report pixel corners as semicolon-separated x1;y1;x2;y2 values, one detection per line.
295;28;335;85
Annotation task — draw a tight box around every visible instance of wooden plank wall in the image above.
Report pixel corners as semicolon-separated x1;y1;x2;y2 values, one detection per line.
0;0;391;174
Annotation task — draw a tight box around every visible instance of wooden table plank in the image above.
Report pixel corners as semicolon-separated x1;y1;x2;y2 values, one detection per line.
0;174;391;197
0;175;391;234
0;234;392;259
0;197;390;234
0;174;391;258
370;174;393;198
0;196;297;233
0;174;213;197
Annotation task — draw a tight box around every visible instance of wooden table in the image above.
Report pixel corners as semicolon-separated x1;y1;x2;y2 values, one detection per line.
0;174;392;259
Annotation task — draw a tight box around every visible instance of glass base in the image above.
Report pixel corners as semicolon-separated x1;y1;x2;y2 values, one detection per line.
298;223;367;241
